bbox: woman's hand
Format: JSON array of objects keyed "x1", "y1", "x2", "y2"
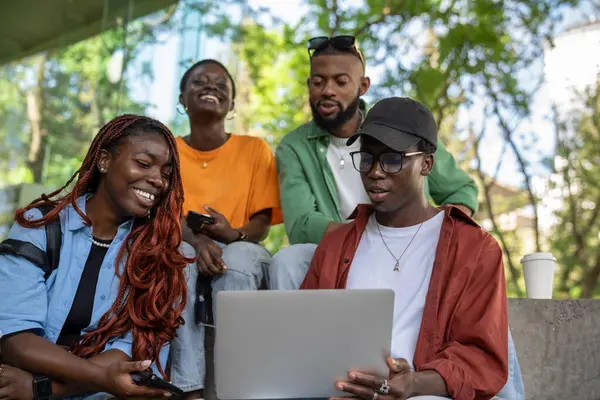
[
  {"x1": 200, "y1": 206, "x2": 240, "y2": 244},
  {"x1": 331, "y1": 358, "x2": 416, "y2": 400},
  {"x1": 101, "y1": 360, "x2": 172, "y2": 399},
  {"x1": 0, "y1": 365, "x2": 33, "y2": 400}
]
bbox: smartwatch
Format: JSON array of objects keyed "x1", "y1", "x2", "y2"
[{"x1": 32, "y1": 374, "x2": 52, "y2": 400}]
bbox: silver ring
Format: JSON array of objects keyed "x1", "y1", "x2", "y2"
[
  {"x1": 0, "y1": 364, "x2": 3, "y2": 377},
  {"x1": 372, "y1": 392, "x2": 378, "y2": 400},
  {"x1": 377, "y1": 379, "x2": 390, "y2": 395}
]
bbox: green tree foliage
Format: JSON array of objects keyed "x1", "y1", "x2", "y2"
[
  {"x1": 199, "y1": 0, "x2": 576, "y2": 127},
  {"x1": 551, "y1": 81, "x2": 600, "y2": 298},
  {"x1": 0, "y1": 18, "x2": 171, "y2": 188}
]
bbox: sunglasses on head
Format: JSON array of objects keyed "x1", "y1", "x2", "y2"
[{"x1": 307, "y1": 35, "x2": 365, "y2": 65}]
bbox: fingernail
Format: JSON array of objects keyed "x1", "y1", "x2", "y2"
[
  {"x1": 349, "y1": 372, "x2": 357, "y2": 380},
  {"x1": 142, "y1": 360, "x2": 152, "y2": 368},
  {"x1": 164, "y1": 392, "x2": 172, "y2": 397},
  {"x1": 336, "y1": 383, "x2": 344, "y2": 390}
]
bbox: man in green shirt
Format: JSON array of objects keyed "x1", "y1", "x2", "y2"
[{"x1": 269, "y1": 35, "x2": 478, "y2": 290}]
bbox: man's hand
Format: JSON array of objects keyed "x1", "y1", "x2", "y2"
[
  {"x1": 201, "y1": 206, "x2": 240, "y2": 244},
  {"x1": 0, "y1": 365, "x2": 34, "y2": 400},
  {"x1": 192, "y1": 233, "x2": 227, "y2": 276},
  {"x1": 331, "y1": 358, "x2": 415, "y2": 400}
]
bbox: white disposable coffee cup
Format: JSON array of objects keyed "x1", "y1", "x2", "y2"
[{"x1": 521, "y1": 252, "x2": 557, "y2": 299}]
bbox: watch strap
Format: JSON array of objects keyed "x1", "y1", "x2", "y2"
[{"x1": 32, "y1": 374, "x2": 52, "y2": 400}]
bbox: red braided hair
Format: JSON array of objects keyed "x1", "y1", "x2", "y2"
[{"x1": 15, "y1": 114, "x2": 193, "y2": 379}]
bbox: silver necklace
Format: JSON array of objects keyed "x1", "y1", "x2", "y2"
[
  {"x1": 375, "y1": 216, "x2": 427, "y2": 272},
  {"x1": 329, "y1": 135, "x2": 349, "y2": 169}
]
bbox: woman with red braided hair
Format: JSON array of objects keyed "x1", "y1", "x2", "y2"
[{"x1": 0, "y1": 115, "x2": 194, "y2": 399}]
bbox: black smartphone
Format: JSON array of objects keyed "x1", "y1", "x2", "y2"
[
  {"x1": 131, "y1": 370, "x2": 183, "y2": 396},
  {"x1": 187, "y1": 211, "x2": 215, "y2": 233}
]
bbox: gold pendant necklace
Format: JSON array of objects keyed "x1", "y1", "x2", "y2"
[{"x1": 185, "y1": 134, "x2": 229, "y2": 170}]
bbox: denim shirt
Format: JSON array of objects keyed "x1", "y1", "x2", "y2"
[{"x1": 0, "y1": 195, "x2": 169, "y2": 398}]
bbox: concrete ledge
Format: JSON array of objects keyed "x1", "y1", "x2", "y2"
[
  {"x1": 508, "y1": 299, "x2": 600, "y2": 400},
  {"x1": 204, "y1": 299, "x2": 600, "y2": 400}
]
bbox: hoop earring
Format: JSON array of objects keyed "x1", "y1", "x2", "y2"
[
  {"x1": 226, "y1": 109, "x2": 237, "y2": 120},
  {"x1": 176, "y1": 104, "x2": 188, "y2": 115}
]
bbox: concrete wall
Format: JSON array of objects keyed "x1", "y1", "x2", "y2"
[
  {"x1": 203, "y1": 299, "x2": 598, "y2": 400},
  {"x1": 508, "y1": 299, "x2": 600, "y2": 400}
]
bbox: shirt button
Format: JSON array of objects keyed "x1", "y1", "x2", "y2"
[
  {"x1": 320, "y1": 147, "x2": 325, "y2": 152},
  {"x1": 344, "y1": 258, "x2": 350, "y2": 263},
  {"x1": 100, "y1": 295, "x2": 106, "y2": 300}
]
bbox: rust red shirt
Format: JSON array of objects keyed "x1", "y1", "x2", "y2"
[{"x1": 300, "y1": 205, "x2": 508, "y2": 400}]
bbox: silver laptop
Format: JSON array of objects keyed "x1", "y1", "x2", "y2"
[{"x1": 214, "y1": 289, "x2": 394, "y2": 400}]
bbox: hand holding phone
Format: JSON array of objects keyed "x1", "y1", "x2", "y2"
[
  {"x1": 187, "y1": 211, "x2": 215, "y2": 233},
  {"x1": 131, "y1": 370, "x2": 183, "y2": 396}
]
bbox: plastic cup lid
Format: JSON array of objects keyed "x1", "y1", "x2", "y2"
[{"x1": 521, "y1": 252, "x2": 556, "y2": 263}]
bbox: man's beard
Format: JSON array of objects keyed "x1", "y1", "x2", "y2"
[{"x1": 310, "y1": 91, "x2": 361, "y2": 132}]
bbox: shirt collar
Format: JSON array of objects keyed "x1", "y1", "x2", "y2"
[
  {"x1": 306, "y1": 120, "x2": 330, "y2": 139},
  {"x1": 347, "y1": 204, "x2": 480, "y2": 227}
]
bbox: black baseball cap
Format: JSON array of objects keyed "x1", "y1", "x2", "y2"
[{"x1": 347, "y1": 97, "x2": 438, "y2": 151}]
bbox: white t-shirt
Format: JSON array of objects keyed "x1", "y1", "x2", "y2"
[
  {"x1": 346, "y1": 211, "x2": 445, "y2": 369},
  {"x1": 326, "y1": 135, "x2": 371, "y2": 220}
]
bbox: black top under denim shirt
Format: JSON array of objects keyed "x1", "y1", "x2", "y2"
[{"x1": 56, "y1": 237, "x2": 112, "y2": 347}]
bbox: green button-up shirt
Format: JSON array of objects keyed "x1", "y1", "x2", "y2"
[{"x1": 276, "y1": 120, "x2": 479, "y2": 245}]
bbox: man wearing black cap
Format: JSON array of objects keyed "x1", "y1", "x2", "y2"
[{"x1": 301, "y1": 97, "x2": 512, "y2": 400}]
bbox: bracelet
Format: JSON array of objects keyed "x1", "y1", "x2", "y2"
[{"x1": 235, "y1": 231, "x2": 248, "y2": 242}]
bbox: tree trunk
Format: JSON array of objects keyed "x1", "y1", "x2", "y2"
[
  {"x1": 492, "y1": 101, "x2": 542, "y2": 253},
  {"x1": 471, "y1": 121, "x2": 524, "y2": 296},
  {"x1": 581, "y1": 254, "x2": 600, "y2": 298},
  {"x1": 26, "y1": 53, "x2": 48, "y2": 183}
]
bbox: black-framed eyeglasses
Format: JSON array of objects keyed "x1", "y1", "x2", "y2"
[
  {"x1": 350, "y1": 151, "x2": 424, "y2": 174},
  {"x1": 307, "y1": 35, "x2": 365, "y2": 65}
]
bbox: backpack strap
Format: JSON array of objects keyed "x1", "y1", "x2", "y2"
[
  {"x1": 38, "y1": 204, "x2": 62, "y2": 274},
  {"x1": 0, "y1": 239, "x2": 48, "y2": 268},
  {"x1": 0, "y1": 204, "x2": 62, "y2": 280}
]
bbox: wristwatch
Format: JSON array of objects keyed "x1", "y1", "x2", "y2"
[{"x1": 32, "y1": 374, "x2": 52, "y2": 400}]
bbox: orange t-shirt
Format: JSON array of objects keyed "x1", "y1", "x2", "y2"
[{"x1": 177, "y1": 135, "x2": 282, "y2": 229}]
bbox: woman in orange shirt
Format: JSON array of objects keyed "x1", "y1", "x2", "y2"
[{"x1": 170, "y1": 59, "x2": 282, "y2": 399}]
